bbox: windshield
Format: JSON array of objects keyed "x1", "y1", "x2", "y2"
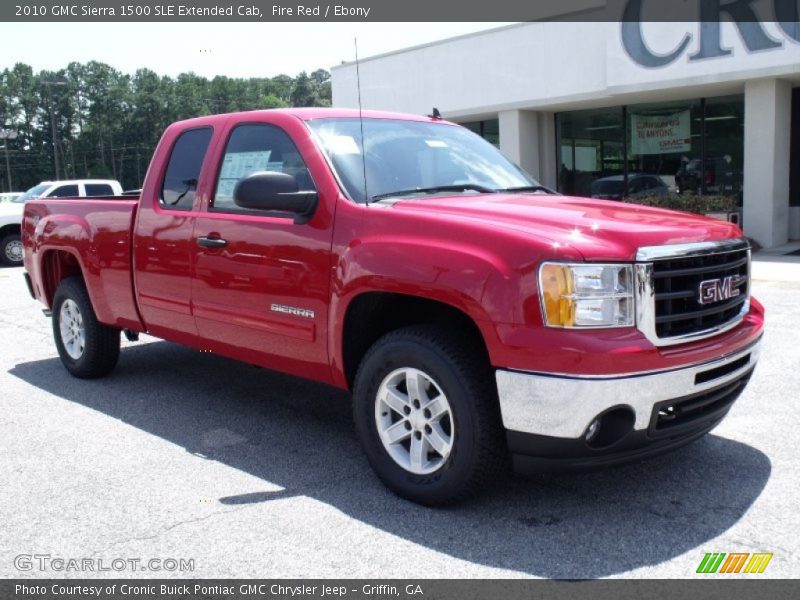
[
  {"x1": 307, "y1": 118, "x2": 539, "y2": 203},
  {"x1": 591, "y1": 180, "x2": 624, "y2": 195},
  {"x1": 17, "y1": 184, "x2": 50, "y2": 203}
]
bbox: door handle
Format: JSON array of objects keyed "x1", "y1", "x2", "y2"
[{"x1": 196, "y1": 236, "x2": 227, "y2": 249}]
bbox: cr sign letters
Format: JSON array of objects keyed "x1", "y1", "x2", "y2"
[{"x1": 622, "y1": 0, "x2": 800, "y2": 67}]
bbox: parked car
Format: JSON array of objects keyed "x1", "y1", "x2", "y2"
[
  {"x1": 22, "y1": 109, "x2": 762, "y2": 505},
  {"x1": 3, "y1": 179, "x2": 122, "y2": 265},
  {"x1": 0, "y1": 192, "x2": 23, "y2": 203},
  {"x1": 0, "y1": 201, "x2": 23, "y2": 265},
  {"x1": 591, "y1": 174, "x2": 669, "y2": 200},
  {"x1": 675, "y1": 157, "x2": 738, "y2": 195},
  {"x1": 16, "y1": 179, "x2": 123, "y2": 202}
]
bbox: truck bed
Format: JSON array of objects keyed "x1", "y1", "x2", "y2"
[{"x1": 22, "y1": 196, "x2": 142, "y2": 331}]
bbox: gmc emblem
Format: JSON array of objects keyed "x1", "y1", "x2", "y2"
[{"x1": 698, "y1": 275, "x2": 746, "y2": 305}]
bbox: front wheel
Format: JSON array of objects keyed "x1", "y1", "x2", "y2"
[
  {"x1": 352, "y1": 326, "x2": 505, "y2": 505},
  {"x1": 1, "y1": 232, "x2": 23, "y2": 265},
  {"x1": 52, "y1": 276, "x2": 120, "y2": 378}
]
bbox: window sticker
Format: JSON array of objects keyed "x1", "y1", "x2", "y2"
[{"x1": 216, "y1": 150, "x2": 274, "y2": 202}]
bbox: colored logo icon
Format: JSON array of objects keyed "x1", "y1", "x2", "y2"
[{"x1": 697, "y1": 552, "x2": 773, "y2": 574}]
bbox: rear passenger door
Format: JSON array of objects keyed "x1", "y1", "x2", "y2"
[
  {"x1": 190, "y1": 120, "x2": 334, "y2": 378},
  {"x1": 133, "y1": 127, "x2": 215, "y2": 342}
]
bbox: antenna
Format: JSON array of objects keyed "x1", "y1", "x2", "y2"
[{"x1": 354, "y1": 37, "x2": 369, "y2": 205}]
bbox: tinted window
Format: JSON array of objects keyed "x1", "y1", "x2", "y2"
[
  {"x1": 49, "y1": 185, "x2": 79, "y2": 198},
  {"x1": 212, "y1": 124, "x2": 315, "y2": 212},
  {"x1": 628, "y1": 178, "x2": 645, "y2": 192},
  {"x1": 591, "y1": 180, "x2": 624, "y2": 195},
  {"x1": 85, "y1": 183, "x2": 114, "y2": 196},
  {"x1": 646, "y1": 177, "x2": 663, "y2": 189},
  {"x1": 160, "y1": 127, "x2": 213, "y2": 210}
]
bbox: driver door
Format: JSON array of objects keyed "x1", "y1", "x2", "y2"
[{"x1": 190, "y1": 120, "x2": 333, "y2": 378}]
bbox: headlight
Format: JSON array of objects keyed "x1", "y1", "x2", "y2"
[{"x1": 538, "y1": 263, "x2": 634, "y2": 328}]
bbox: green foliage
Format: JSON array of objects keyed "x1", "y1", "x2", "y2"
[
  {"x1": 290, "y1": 70, "x2": 331, "y2": 107},
  {"x1": 0, "y1": 62, "x2": 332, "y2": 191},
  {"x1": 622, "y1": 193, "x2": 739, "y2": 214}
]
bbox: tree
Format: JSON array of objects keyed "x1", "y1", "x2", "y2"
[{"x1": 0, "y1": 63, "x2": 334, "y2": 190}]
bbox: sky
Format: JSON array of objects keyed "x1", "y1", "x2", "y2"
[{"x1": 0, "y1": 22, "x2": 513, "y2": 78}]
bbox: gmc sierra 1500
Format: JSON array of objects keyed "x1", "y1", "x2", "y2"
[{"x1": 22, "y1": 109, "x2": 763, "y2": 505}]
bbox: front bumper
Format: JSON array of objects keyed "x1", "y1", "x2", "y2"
[{"x1": 495, "y1": 337, "x2": 761, "y2": 473}]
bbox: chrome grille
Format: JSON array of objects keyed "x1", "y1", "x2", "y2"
[{"x1": 635, "y1": 239, "x2": 751, "y2": 346}]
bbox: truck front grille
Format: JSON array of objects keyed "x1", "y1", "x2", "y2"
[
  {"x1": 635, "y1": 239, "x2": 751, "y2": 346},
  {"x1": 652, "y1": 246, "x2": 749, "y2": 339}
]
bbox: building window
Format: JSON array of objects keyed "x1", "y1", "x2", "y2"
[
  {"x1": 555, "y1": 107, "x2": 624, "y2": 198},
  {"x1": 629, "y1": 99, "x2": 702, "y2": 197},
  {"x1": 556, "y1": 95, "x2": 744, "y2": 206},
  {"x1": 461, "y1": 119, "x2": 499, "y2": 147},
  {"x1": 697, "y1": 96, "x2": 744, "y2": 201},
  {"x1": 789, "y1": 87, "x2": 799, "y2": 209}
]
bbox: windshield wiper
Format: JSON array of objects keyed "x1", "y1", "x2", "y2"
[
  {"x1": 370, "y1": 184, "x2": 495, "y2": 202},
  {"x1": 494, "y1": 185, "x2": 556, "y2": 194}
]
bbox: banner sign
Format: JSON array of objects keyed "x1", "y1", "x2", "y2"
[{"x1": 630, "y1": 110, "x2": 692, "y2": 155}]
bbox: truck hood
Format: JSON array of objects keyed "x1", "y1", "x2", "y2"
[{"x1": 392, "y1": 194, "x2": 742, "y2": 261}]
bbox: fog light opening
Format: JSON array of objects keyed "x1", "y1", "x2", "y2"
[
  {"x1": 585, "y1": 419, "x2": 601, "y2": 443},
  {"x1": 585, "y1": 406, "x2": 636, "y2": 449},
  {"x1": 658, "y1": 406, "x2": 677, "y2": 421}
]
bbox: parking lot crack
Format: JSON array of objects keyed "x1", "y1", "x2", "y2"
[{"x1": 101, "y1": 505, "x2": 251, "y2": 550}]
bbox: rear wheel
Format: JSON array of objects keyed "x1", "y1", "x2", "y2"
[
  {"x1": 1, "y1": 232, "x2": 22, "y2": 265},
  {"x1": 353, "y1": 325, "x2": 505, "y2": 505},
  {"x1": 52, "y1": 277, "x2": 120, "y2": 378}
]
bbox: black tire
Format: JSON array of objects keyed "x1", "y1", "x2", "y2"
[
  {"x1": 52, "y1": 276, "x2": 120, "y2": 378},
  {"x1": 352, "y1": 325, "x2": 506, "y2": 506},
  {"x1": 1, "y1": 232, "x2": 23, "y2": 266}
]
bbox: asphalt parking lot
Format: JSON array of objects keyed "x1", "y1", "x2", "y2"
[{"x1": 1, "y1": 263, "x2": 798, "y2": 579}]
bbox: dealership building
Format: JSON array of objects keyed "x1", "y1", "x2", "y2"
[{"x1": 331, "y1": 19, "x2": 800, "y2": 248}]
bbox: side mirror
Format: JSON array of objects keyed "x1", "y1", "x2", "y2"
[{"x1": 233, "y1": 171, "x2": 318, "y2": 224}]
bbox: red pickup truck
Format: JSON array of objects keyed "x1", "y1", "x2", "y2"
[{"x1": 22, "y1": 109, "x2": 763, "y2": 505}]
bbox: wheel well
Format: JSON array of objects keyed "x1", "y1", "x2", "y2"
[
  {"x1": 342, "y1": 292, "x2": 490, "y2": 389},
  {"x1": 41, "y1": 250, "x2": 82, "y2": 305},
  {"x1": 0, "y1": 223, "x2": 20, "y2": 239}
]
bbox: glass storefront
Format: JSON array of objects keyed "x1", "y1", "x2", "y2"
[
  {"x1": 557, "y1": 106, "x2": 625, "y2": 198},
  {"x1": 556, "y1": 95, "x2": 744, "y2": 206},
  {"x1": 461, "y1": 118, "x2": 500, "y2": 147},
  {"x1": 790, "y1": 88, "x2": 800, "y2": 210}
]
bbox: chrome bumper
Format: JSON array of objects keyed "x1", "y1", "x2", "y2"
[{"x1": 495, "y1": 338, "x2": 761, "y2": 439}]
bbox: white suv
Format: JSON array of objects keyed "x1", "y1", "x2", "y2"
[
  {"x1": 16, "y1": 179, "x2": 123, "y2": 203},
  {"x1": 0, "y1": 202, "x2": 24, "y2": 265},
  {"x1": 1, "y1": 179, "x2": 123, "y2": 265}
]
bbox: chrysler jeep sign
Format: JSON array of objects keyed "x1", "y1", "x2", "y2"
[{"x1": 622, "y1": 0, "x2": 800, "y2": 67}]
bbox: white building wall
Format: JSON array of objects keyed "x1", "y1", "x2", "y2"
[
  {"x1": 743, "y1": 79, "x2": 792, "y2": 248},
  {"x1": 498, "y1": 110, "x2": 558, "y2": 187},
  {"x1": 332, "y1": 21, "x2": 800, "y2": 247},
  {"x1": 333, "y1": 22, "x2": 800, "y2": 117},
  {"x1": 332, "y1": 23, "x2": 611, "y2": 118}
]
